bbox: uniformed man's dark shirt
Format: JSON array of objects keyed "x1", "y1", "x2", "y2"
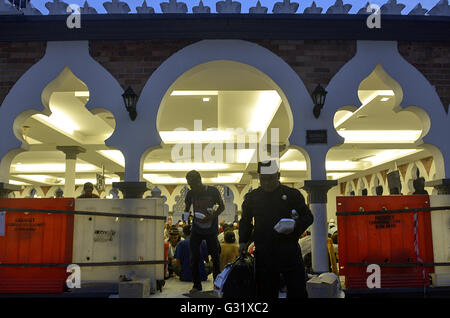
[{"x1": 239, "y1": 184, "x2": 313, "y2": 270}]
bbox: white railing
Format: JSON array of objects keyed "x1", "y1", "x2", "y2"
[{"x1": 1, "y1": 0, "x2": 449, "y2": 16}]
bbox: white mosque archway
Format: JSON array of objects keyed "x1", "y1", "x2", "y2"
[
  {"x1": 1, "y1": 49, "x2": 126, "y2": 194},
  {"x1": 127, "y1": 40, "x2": 320, "y2": 184},
  {"x1": 324, "y1": 41, "x2": 450, "y2": 181}
]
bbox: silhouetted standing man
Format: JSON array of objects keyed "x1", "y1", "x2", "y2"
[
  {"x1": 239, "y1": 161, "x2": 313, "y2": 298},
  {"x1": 185, "y1": 170, "x2": 225, "y2": 293}
]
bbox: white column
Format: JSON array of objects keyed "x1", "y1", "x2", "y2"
[
  {"x1": 309, "y1": 203, "x2": 329, "y2": 273},
  {"x1": 112, "y1": 149, "x2": 148, "y2": 199},
  {"x1": 302, "y1": 180, "x2": 337, "y2": 274},
  {"x1": 65, "y1": 157, "x2": 76, "y2": 198},
  {"x1": 57, "y1": 146, "x2": 86, "y2": 198}
]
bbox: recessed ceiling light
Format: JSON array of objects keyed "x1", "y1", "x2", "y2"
[
  {"x1": 171, "y1": 91, "x2": 219, "y2": 96},
  {"x1": 380, "y1": 97, "x2": 390, "y2": 102},
  {"x1": 203, "y1": 97, "x2": 211, "y2": 102}
]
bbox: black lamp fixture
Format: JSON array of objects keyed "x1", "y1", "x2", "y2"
[
  {"x1": 312, "y1": 83, "x2": 328, "y2": 119},
  {"x1": 122, "y1": 86, "x2": 138, "y2": 121}
]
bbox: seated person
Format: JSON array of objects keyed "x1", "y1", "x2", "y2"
[
  {"x1": 174, "y1": 225, "x2": 208, "y2": 282},
  {"x1": 219, "y1": 230, "x2": 240, "y2": 272},
  {"x1": 77, "y1": 182, "x2": 100, "y2": 198},
  {"x1": 331, "y1": 230, "x2": 338, "y2": 262},
  {"x1": 167, "y1": 226, "x2": 183, "y2": 278},
  {"x1": 218, "y1": 223, "x2": 239, "y2": 243}
]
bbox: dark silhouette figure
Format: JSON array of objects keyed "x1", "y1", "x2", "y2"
[
  {"x1": 376, "y1": 185, "x2": 383, "y2": 196},
  {"x1": 413, "y1": 170, "x2": 428, "y2": 195}
]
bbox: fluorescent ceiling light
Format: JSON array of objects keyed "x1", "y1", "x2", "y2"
[
  {"x1": 359, "y1": 90, "x2": 395, "y2": 105},
  {"x1": 98, "y1": 150, "x2": 125, "y2": 167},
  {"x1": 171, "y1": 91, "x2": 219, "y2": 96},
  {"x1": 334, "y1": 111, "x2": 354, "y2": 128},
  {"x1": 143, "y1": 174, "x2": 186, "y2": 184},
  {"x1": 248, "y1": 91, "x2": 282, "y2": 133},
  {"x1": 75, "y1": 177, "x2": 120, "y2": 185},
  {"x1": 326, "y1": 172, "x2": 353, "y2": 180},
  {"x1": 74, "y1": 91, "x2": 89, "y2": 97},
  {"x1": 280, "y1": 161, "x2": 307, "y2": 171},
  {"x1": 22, "y1": 135, "x2": 43, "y2": 145},
  {"x1": 236, "y1": 149, "x2": 256, "y2": 164},
  {"x1": 159, "y1": 130, "x2": 233, "y2": 143},
  {"x1": 8, "y1": 180, "x2": 30, "y2": 186},
  {"x1": 326, "y1": 161, "x2": 361, "y2": 171},
  {"x1": 203, "y1": 97, "x2": 211, "y2": 102},
  {"x1": 16, "y1": 174, "x2": 64, "y2": 184},
  {"x1": 209, "y1": 173, "x2": 243, "y2": 184},
  {"x1": 34, "y1": 109, "x2": 80, "y2": 135},
  {"x1": 143, "y1": 173, "x2": 243, "y2": 184},
  {"x1": 13, "y1": 163, "x2": 98, "y2": 173},
  {"x1": 335, "y1": 90, "x2": 395, "y2": 128},
  {"x1": 364, "y1": 149, "x2": 419, "y2": 166},
  {"x1": 338, "y1": 130, "x2": 422, "y2": 143},
  {"x1": 144, "y1": 162, "x2": 229, "y2": 171}
]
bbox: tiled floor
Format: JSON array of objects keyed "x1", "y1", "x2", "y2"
[
  {"x1": 149, "y1": 276, "x2": 216, "y2": 298},
  {"x1": 150, "y1": 275, "x2": 291, "y2": 298}
]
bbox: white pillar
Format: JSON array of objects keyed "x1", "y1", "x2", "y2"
[
  {"x1": 57, "y1": 146, "x2": 86, "y2": 198},
  {"x1": 65, "y1": 158, "x2": 76, "y2": 198},
  {"x1": 112, "y1": 149, "x2": 149, "y2": 199},
  {"x1": 302, "y1": 180, "x2": 337, "y2": 274},
  {"x1": 309, "y1": 203, "x2": 329, "y2": 273}
]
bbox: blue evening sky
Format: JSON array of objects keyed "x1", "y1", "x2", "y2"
[{"x1": 28, "y1": 0, "x2": 443, "y2": 14}]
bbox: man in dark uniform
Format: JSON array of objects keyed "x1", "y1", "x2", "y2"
[
  {"x1": 239, "y1": 160, "x2": 313, "y2": 298},
  {"x1": 184, "y1": 170, "x2": 225, "y2": 293}
]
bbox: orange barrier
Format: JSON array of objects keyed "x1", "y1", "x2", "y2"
[
  {"x1": 0, "y1": 198, "x2": 74, "y2": 293},
  {"x1": 337, "y1": 195, "x2": 434, "y2": 289}
]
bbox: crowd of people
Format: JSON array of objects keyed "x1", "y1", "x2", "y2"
[
  {"x1": 163, "y1": 218, "x2": 240, "y2": 283},
  {"x1": 159, "y1": 162, "x2": 316, "y2": 298}
]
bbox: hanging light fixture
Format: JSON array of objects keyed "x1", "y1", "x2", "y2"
[
  {"x1": 122, "y1": 86, "x2": 138, "y2": 121},
  {"x1": 312, "y1": 84, "x2": 328, "y2": 119}
]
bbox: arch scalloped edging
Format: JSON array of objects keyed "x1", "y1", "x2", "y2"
[
  {"x1": 0, "y1": 41, "x2": 126, "y2": 183},
  {"x1": 325, "y1": 40, "x2": 450, "y2": 178}
]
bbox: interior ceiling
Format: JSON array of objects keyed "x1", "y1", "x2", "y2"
[
  {"x1": 9, "y1": 62, "x2": 432, "y2": 187},
  {"x1": 334, "y1": 94, "x2": 422, "y2": 131}
]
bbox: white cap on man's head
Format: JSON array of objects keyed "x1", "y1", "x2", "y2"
[{"x1": 257, "y1": 159, "x2": 280, "y2": 175}]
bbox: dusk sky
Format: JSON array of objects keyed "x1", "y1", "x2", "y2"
[{"x1": 27, "y1": 0, "x2": 443, "y2": 15}]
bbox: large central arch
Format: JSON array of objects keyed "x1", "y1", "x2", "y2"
[{"x1": 105, "y1": 39, "x2": 327, "y2": 182}]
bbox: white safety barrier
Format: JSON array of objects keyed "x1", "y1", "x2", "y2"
[
  {"x1": 72, "y1": 199, "x2": 165, "y2": 284},
  {"x1": 429, "y1": 195, "x2": 450, "y2": 286}
]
